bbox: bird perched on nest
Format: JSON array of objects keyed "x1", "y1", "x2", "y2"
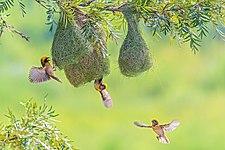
[
  {"x1": 29, "y1": 56, "x2": 62, "y2": 83},
  {"x1": 134, "y1": 119, "x2": 180, "y2": 144},
  {"x1": 94, "y1": 78, "x2": 112, "y2": 108}
]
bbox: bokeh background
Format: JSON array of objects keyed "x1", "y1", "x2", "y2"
[{"x1": 1, "y1": 2, "x2": 225, "y2": 150}]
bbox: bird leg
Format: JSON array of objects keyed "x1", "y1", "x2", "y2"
[{"x1": 156, "y1": 136, "x2": 160, "y2": 141}]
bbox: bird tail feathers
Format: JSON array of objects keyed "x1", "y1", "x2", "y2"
[
  {"x1": 51, "y1": 76, "x2": 62, "y2": 83},
  {"x1": 158, "y1": 136, "x2": 170, "y2": 144},
  {"x1": 100, "y1": 89, "x2": 112, "y2": 108}
]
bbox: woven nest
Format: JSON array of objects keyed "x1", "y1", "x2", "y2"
[
  {"x1": 51, "y1": 20, "x2": 92, "y2": 70},
  {"x1": 64, "y1": 50, "x2": 110, "y2": 87},
  {"x1": 118, "y1": 5, "x2": 152, "y2": 77}
]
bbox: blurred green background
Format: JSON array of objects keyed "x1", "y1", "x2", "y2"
[{"x1": 1, "y1": 2, "x2": 225, "y2": 150}]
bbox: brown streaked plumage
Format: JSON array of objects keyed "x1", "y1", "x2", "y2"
[
  {"x1": 94, "y1": 78, "x2": 112, "y2": 108},
  {"x1": 134, "y1": 119, "x2": 180, "y2": 144},
  {"x1": 29, "y1": 56, "x2": 62, "y2": 83}
]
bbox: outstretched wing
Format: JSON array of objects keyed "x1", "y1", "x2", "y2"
[
  {"x1": 161, "y1": 120, "x2": 180, "y2": 132},
  {"x1": 29, "y1": 67, "x2": 50, "y2": 83},
  {"x1": 134, "y1": 122, "x2": 151, "y2": 128}
]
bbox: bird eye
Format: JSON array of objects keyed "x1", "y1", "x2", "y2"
[
  {"x1": 100, "y1": 84, "x2": 106, "y2": 90},
  {"x1": 44, "y1": 58, "x2": 50, "y2": 63}
]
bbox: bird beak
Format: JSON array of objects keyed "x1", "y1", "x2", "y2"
[{"x1": 46, "y1": 57, "x2": 50, "y2": 61}]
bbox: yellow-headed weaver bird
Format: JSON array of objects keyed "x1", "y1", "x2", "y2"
[
  {"x1": 134, "y1": 119, "x2": 180, "y2": 144},
  {"x1": 29, "y1": 56, "x2": 62, "y2": 83},
  {"x1": 94, "y1": 78, "x2": 112, "y2": 108}
]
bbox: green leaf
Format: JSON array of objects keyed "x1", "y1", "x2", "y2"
[{"x1": 0, "y1": 0, "x2": 14, "y2": 13}]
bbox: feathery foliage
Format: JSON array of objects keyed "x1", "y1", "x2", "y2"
[
  {"x1": 0, "y1": 0, "x2": 28, "y2": 40},
  {"x1": 0, "y1": 0, "x2": 225, "y2": 51},
  {"x1": 39, "y1": 0, "x2": 225, "y2": 53},
  {"x1": 0, "y1": 99, "x2": 76, "y2": 149},
  {"x1": 18, "y1": 0, "x2": 26, "y2": 17},
  {"x1": 0, "y1": 0, "x2": 14, "y2": 13}
]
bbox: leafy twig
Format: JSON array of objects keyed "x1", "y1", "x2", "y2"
[
  {"x1": 104, "y1": 6, "x2": 121, "y2": 12},
  {"x1": 6, "y1": 24, "x2": 30, "y2": 41},
  {"x1": 1, "y1": 17, "x2": 30, "y2": 41},
  {"x1": 0, "y1": 0, "x2": 14, "y2": 13},
  {"x1": 79, "y1": 0, "x2": 95, "y2": 7},
  {"x1": 35, "y1": 0, "x2": 60, "y2": 13},
  {"x1": 0, "y1": 99, "x2": 77, "y2": 149}
]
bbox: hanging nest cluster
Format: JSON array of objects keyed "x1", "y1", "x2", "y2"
[
  {"x1": 51, "y1": 3, "x2": 152, "y2": 87},
  {"x1": 51, "y1": 18, "x2": 110, "y2": 87},
  {"x1": 51, "y1": 21, "x2": 92, "y2": 70},
  {"x1": 118, "y1": 4, "x2": 153, "y2": 77}
]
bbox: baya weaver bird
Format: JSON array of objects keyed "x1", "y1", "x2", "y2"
[
  {"x1": 134, "y1": 119, "x2": 180, "y2": 144},
  {"x1": 29, "y1": 56, "x2": 62, "y2": 83},
  {"x1": 94, "y1": 78, "x2": 112, "y2": 108}
]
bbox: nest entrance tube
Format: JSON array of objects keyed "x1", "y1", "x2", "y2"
[
  {"x1": 118, "y1": 4, "x2": 153, "y2": 77},
  {"x1": 51, "y1": 18, "x2": 110, "y2": 87}
]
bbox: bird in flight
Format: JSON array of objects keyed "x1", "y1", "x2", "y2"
[
  {"x1": 29, "y1": 56, "x2": 62, "y2": 83},
  {"x1": 134, "y1": 119, "x2": 180, "y2": 144}
]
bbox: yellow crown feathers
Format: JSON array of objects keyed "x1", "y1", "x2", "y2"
[{"x1": 152, "y1": 118, "x2": 159, "y2": 123}]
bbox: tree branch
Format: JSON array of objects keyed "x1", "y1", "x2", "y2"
[
  {"x1": 79, "y1": 0, "x2": 95, "y2": 7},
  {"x1": 35, "y1": 0, "x2": 50, "y2": 10},
  {"x1": 7, "y1": 24, "x2": 30, "y2": 41},
  {"x1": 1, "y1": 19, "x2": 30, "y2": 41},
  {"x1": 35, "y1": 0, "x2": 59, "y2": 12},
  {"x1": 104, "y1": 6, "x2": 121, "y2": 12}
]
